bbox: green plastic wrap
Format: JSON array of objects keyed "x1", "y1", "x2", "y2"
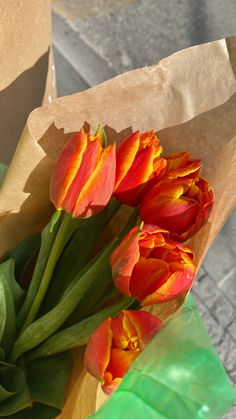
[{"x1": 91, "y1": 294, "x2": 236, "y2": 419}]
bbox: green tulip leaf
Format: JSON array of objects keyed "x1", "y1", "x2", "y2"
[
  {"x1": 7, "y1": 403, "x2": 60, "y2": 419},
  {"x1": 8, "y1": 235, "x2": 40, "y2": 290},
  {"x1": 0, "y1": 260, "x2": 16, "y2": 354},
  {"x1": 0, "y1": 354, "x2": 70, "y2": 418},
  {"x1": 0, "y1": 257, "x2": 25, "y2": 314},
  {"x1": 0, "y1": 349, "x2": 5, "y2": 362},
  {"x1": 26, "y1": 352, "x2": 71, "y2": 410},
  {"x1": 0, "y1": 362, "x2": 26, "y2": 403},
  {"x1": 0, "y1": 283, "x2": 6, "y2": 345},
  {"x1": 0, "y1": 361, "x2": 31, "y2": 416},
  {"x1": 27, "y1": 297, "x2": 133, "y2": 360},
  {"x1": 66, "y1": 261, "x2": 114, "y2": 325}
]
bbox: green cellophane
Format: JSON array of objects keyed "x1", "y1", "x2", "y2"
[{"x1": 91, "y1": 294, "x2": 236, "y2": 419}]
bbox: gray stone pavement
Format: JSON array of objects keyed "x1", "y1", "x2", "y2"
[{"x1": 52, "y1": 1, "x2": 236, "y2": 416}]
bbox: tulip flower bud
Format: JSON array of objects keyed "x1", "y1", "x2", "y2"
[
  {"x1": 140, "y1": 176, "x2": 214, "y2": 241},
  {"x1": 114, "y1": 130, "x2": 166, "y2": 206},
  {"x1": 50, "y1": 128, "x2": 116, "y2": 218},
  {"x1": 110, "y1": 225, "x2": 196, "y2": 305},
  {"x1": 84, "y1": 310, "x2": 162, "y2": 395},
  {"x1": 138, "y1": 151, "x2": 214, "y2": 241}
]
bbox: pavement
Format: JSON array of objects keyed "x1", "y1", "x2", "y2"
[{"x1": 52, "y1": 1, "x2": 236, "y2": 417}]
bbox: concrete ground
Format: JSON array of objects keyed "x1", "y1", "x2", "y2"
[{"x1": 52, "y1": 1, "x2": 236, "y2": 417}]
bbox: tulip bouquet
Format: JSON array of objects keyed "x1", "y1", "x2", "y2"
[
  {"x1": 0, "y1": 123, "x2": 220, "y2": 418},
  {"x1": 1, "y1": 36, "x2": 236, "y2": 419}
]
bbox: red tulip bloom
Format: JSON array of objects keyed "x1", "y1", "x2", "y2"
[
  {"x1": 110, "y1": 225, "x2": 196, "y2": 306},
  {"x1": 84, "y1": 310, "x2": 162, "y2": 395},
  {"x1": 114, "y1": 130, "x2": 166, "y2": 206},
  {"x1": 139, "y1": 151, "x2": 214, "y2": 241},
  {"x1": 140, "y1": 176, "x2": 214, "y2": 242},
  {"x1": 50, "y1": 128, "x2": 116, "y2": 218}
]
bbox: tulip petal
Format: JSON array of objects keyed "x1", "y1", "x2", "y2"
[
  {"x1": 112, "y1": 313, "x2": 137, "y2": 349},
  {"x1": 106, "y1": 348, "x2": 139, "y2": 379},
  {"x1": 197, "y1": 177, "x2": 214, "y2": 208},
  {"x1": 163, "y1": 152, "x2": 201, "y2": 181},
  {"x1": 115, "y1": 131, "x2": 140, "y2": 189},
  {"x1": 114, "y1": 131, "x2": 166, "y2": 206},
  {"x1": 139, "y1": 225, "x2": 168, "y2": 256},
  {"x1": 140, "y1": 224, "x2": 168, "y2": 237},
  {"x1": 115, "y1": 145, "x2": 161, "y2": 206},
  {"x1": 110, "y1": 226, "x2": 140, "y2": 296},
  {"x1": 142, "y1": 266, "x2": 195, "y2": 305},
  {"x1": 165, "y1": 160, "x2": 201, "y2": 181},
  {"x1": 141, "y1": 194, "x2": 198, "y2": 236},
  {"x1": 130, "y1": 257, "x2": 169, "y2": 301},
  {"x1": 50, "y1": 129, "x2": 87, "y2": 208},
  {"x1": 102, "y1": 377, "x2": 122, "y2": 396},
  {"x1": 62, "y1": 140, "x2": 101, "y2": 213},
  {"x1": 139, "y1": 131, "x2": 159, "y2": 150},
  {"x1": 174, "y1": 241, "x2": 194, "y2": 258},
  {"x1": 73, "y1": 144, "x2": 116, "y2": 218},
  {"x1": 152, "y1": 156, "x2": 167, "y2": 176},
  {"x1": 125, "y1": 310, "x2": 163, "y2": 347},
  {"x1": 144, "y1": 132, "x2": 162, "y2": 155},
  {"x1": 144, "y1": 181, "x2": 191, "y2": 202},
  {"x1": 165, "y1": 152, "x2": 190, "y2": 170},
  {"x1": 176, "y1": 178, "x2": 214, "y2": 240},
  {"x1": 84, "y1": 318, "x2": 113, "y2": 381}
]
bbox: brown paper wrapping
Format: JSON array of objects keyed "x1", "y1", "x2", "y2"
[
  {"x1": 0, "y1": 37, "x2": 236, "y2": 418},
  {"x1": 0, "y1": 0, "x2": 56, "y2": 164}
]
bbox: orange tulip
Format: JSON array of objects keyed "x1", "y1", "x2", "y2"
[
  {"x1": 140, "y1": 152, "x2": 214, "y2": 241},
  {"x1": 50, "y1": 128, "x2": 116, "y2": 218},
  {"x1": 110, "y1": 225, "x2": 196, "y2": 306},
  {"x1": 84, "y1": 310, "x2": 162, "y2": 395},
  {"x1": 114, "y1": 130, "x2": 166, "y2": 206}
]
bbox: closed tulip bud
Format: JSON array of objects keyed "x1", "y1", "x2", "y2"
[
  {"x1": 114, "y1": 130, "x2": 166, "y2": 206},
  {"x1": 84, "y1": 310, "x2": 162, "y2": 395},
  {"x1": 110, "y1": 225, "x2": 196, "y2": 306},
  {"x1": 50, "y1": 128, "x2": 116, "y2": 218}
]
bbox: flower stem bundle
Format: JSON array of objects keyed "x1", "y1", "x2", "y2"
[{"x1": 0, "y1": 125, "x2": 216, "y2": 417}]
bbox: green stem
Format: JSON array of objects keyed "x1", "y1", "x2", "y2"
[
  {"x1": 38, "y1": 199, "x2": 122, "y2": 316},
  {"x1": 19, "y1": 212, "x2": 77, "y2": 334},
  {"x1": 10, "y1": 239, "x2": 117, "y2": 363}
]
